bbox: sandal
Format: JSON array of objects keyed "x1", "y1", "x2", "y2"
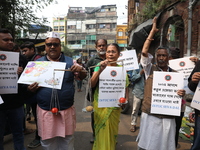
[{"x1": 130, "y1": 125, "x2": 136, "y2": 132}]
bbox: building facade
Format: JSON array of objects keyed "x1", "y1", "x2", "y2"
[
  {"x1": 52, "y1": 16, "x2": 67, "y2": 45},
  {"x1": 67, "y1": 5, "x2": 117, "y2": 59},
  {"x1": 127, "y1": 0, "x2": 200, "y2": 57},
  {"x1": 116, "y1": 25, "x2": 128, "y2": 51}
]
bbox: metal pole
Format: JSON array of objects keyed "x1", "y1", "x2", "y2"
[{"x1": 187, "y1": 0, "x2": 192, "y2": 56}]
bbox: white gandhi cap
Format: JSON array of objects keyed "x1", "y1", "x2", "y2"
[{"x1": 46, "y1": 32, "x2": 60, "y2": 39}]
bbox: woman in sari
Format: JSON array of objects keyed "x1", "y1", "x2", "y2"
[{"x1": 90, "y1": 43, "x2": 129, "y2": 150}]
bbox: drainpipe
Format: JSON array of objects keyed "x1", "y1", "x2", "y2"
[{"x1": 187, "y1": 0, "x2": 198, "y2": 56}]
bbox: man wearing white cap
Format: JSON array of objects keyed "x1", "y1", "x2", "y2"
[{"x1": 27, "y1": 32, "x2": 87, "y2": 150}]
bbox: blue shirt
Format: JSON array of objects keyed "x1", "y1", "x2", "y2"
[{"x1": 131, "y1": 64, "x2": 144, "y2": 99}]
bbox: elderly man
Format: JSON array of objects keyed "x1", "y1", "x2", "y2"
[
  {"x1": 0, "y1": 28, "x2": 27, "y2": 150},
  {"x1": 86, "y1": 39, "x2": 107, "y2": 143},
  {"x1": 28, "y1": 32, "x2": 87, "y2": 150},
  {"x1": 136, "y1": 18, "x2": 185, "y2": 150}
]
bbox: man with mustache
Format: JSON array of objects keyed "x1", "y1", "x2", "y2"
[
  {"x1": 136, "y1": 18, "x2": 185, "y2": 150},
  {"x1": 86, "y1": 39, "x2": 107, "y2": 143},
  {"x1": 27, "y1": 32, "x2": 87, "y2": 150}
]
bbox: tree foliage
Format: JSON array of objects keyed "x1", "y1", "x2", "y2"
[
  {"x1": 62, "y1": 45, "x2": 74, "y2": 57},
  {"x1": 0, "y1": 0, "x2": 55, "y2": 38}
]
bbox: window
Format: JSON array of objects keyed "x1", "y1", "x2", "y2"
[
  {"x1": 99, "y1": 24, "x2": 106, "y2": 29},
  {"x1": 53, "y1": 26, "x2": 58, "y2": 31},
  {"x1": 86, "y1": 24, "x2": 96, "y2": 29},
  {"x1": 60, "y1": 21, "x2": 65, "y2": 26},
  {"x1": 100, "y1": 9, "x2": 105, "y2": 12},
  {"x1": 54, "y1": 22, "x2": 59, "y2": 26},
  {"x1": 67, "y1": 25, "x2": 76, "y2": 29},
  {"x1": 118, "y1": 31, "x2": 123, "y2": 36},
  {"x1": 59, "y1": 26, "x2": 64, "y2": 31}
]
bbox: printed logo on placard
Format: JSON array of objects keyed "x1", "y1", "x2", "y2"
[
  {"x1": 0, "y1": 54, "x2": 7, "y2": 61},
  {"x1": 179, "y1": 61, "x2": 185, "y2": 67},
  {"x1": 165, "y1": 75, "x2": 171, "y2": 81},
  {"x1": 110, "y1": 70, "x2": 117, "y2": 77}
]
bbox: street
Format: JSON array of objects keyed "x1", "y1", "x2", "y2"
[{"x1": 4, "y1": 80, "x2": 191, "y2": 150}]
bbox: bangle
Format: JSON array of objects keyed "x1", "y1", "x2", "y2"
[{"x1": 146, "y1": 38, "x2": 154, "y2": 41}]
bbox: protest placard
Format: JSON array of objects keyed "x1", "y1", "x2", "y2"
[
  {"x1": 191, "y1": 82, "x2": 200, "y2": 110},
  {"x1": 117, "y1": 50, "x2": 139, "y2": 71},
  {"x1": 98, "y1": 66, "x2": 126, "y2": 107},
  {"x1": 169, "y1": 57, "x2": 195, "y2": 94},
  {"x1": 0, "y1": 51, "x2": 19, "y2": 94},
  {"x1": 0, "y1": 96, "x2": 3, "y2": 104},
  {"x1": 18, "y1": 61, "x2": 66, "y2": 89},
  {"x1": 151, "y1": 71, "x2": 184, "y2": 116}
]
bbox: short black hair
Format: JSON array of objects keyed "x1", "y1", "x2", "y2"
[
  {"x1": 0, "y1": 28, "x2": 11, "y2": 34},
  {"x1": 20, "y1": 41, "x2": 35, "y2": 51},
  {"x1": 95, "y1": 39, "x2": 107, "y2": 46}
]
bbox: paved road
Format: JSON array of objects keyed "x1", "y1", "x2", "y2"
[{"x1": 4, "y1": 82, "x2": 192, "y2": 150}]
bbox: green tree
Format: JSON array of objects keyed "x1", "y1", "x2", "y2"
[
  {"x1": 62, "y1": 45, "x2": 74, "y2": 57},
  {"x1": 0, "y1": 0, "x2": 55, "y2": 38}
]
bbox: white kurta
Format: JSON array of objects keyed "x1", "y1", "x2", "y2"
[
  {"x1": 137, "y1": 112, "x2": 176, "y2": 150},
  {"x1": 136, "y1": 53, "x2": 176, "y2": 150}
]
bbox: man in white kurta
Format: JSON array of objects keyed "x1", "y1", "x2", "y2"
[
  {"x1": 137, "y1": 53, "x2": 176, "y2": 150},
  {"x1": 136, "y1": 17, "x2": 185, "y2": 150}
]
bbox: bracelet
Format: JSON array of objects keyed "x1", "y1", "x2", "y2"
[{"x1": 146, "y1": 38, "x2": 154, "y2": 41}]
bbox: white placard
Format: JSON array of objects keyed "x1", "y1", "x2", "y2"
[
  {"x1": 98, "y1": 66, "x2": 126, "y2": 107},
  {"x1": 0, "y1": 96, "x2": 3, "y2": 104},
  {"x1": 117, "y1": 50, "x2": 139, "y2": 71},
  {"x1": 18, "y1": 61, "x2": 66, "y2": 89},
  {"x1": 169, "y1": 57, "x2": 195, "y2": 94},
  {"x1": 191, "y1": 82, "x2": 200, "y2": 110},
  {"x1": 0, "y1": 51, "x2": 19, "y2": 94},
  {"x1": 151, "y1": 71, "x2": 184, "y2": 116}
]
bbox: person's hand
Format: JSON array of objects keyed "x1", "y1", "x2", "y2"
[
  {"x1": 151, "y1": 17, "x2": 159, "y2": 34},
  {"x1": 99, "y1": 60, "x2": 109, "y2": 72},
  {"x1": 27, "y1": 82, "x2": 40, "y2": 93},
  {"x1": 17, "y1": 67, "x2": 23, "y2": 75},
  {"x1": 177, "y1": 89, "x2": 185, "y2": 97},
  {"x1": 191, "y1": 72, "x2": 200, "y2": 83},
  {"x1": 70, "y1": 64, "x2": 84, "y2": 72},
  {"x1": 190, "y1": 57, "x2": 199, "y2": 63},
  {"x1": 140, "y1": 69, "x2": 144, "y2": 75}
]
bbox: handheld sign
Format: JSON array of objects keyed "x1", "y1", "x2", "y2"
[
  {"x1": 169, "y1": 57, "x2": 195, "y2": 94},
  {"x1": 18, "y1": 61, "x2": 66, "y2": 89},
  {"x1": 151, "y1": 71, "x2": 184, "y2": 116},
  {"x1": 117, "y1": 50, "x2": 139, "y2": 71},
  {"x1": 191, "y1": 82, "x2": 200, "y2": 110},
  {"x1": 0, "y1": 51, "x2": 19, "y2": 94},
  {"x1": 98, "y1": 66, "x2": 126, "y2": 107}
]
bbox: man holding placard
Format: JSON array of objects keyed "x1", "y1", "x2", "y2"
[
  {"x1": 136, "y1": 18, "x2": 185, "y2": 150},
  {"x1": 27, "y1": 32, "x2": 87, "y2": 150},
  {"x1": 0, "y1": 28, "x2": 27, "y2": 150}
]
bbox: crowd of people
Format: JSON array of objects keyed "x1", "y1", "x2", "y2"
[{"x1": 1, "y1": 16, "x2": 200, "y2": 150}]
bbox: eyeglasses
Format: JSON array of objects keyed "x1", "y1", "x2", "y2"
[
  {"x1": 106, "y1": 50, "x2": 117, "y2": 54},
  {"x1": 45, "y1": 43, "x2": 60, "y2": 47}
]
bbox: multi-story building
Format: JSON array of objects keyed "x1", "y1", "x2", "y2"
[
  {"x1": 52, "y1": 16, "x2": 67, "y2": 45},
  {"x1": 67, "y1": 5, "x2": 117, "y2": 60},
  {"x1": 116, "y1": 25, "x2": 128, "y2": 51}
]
